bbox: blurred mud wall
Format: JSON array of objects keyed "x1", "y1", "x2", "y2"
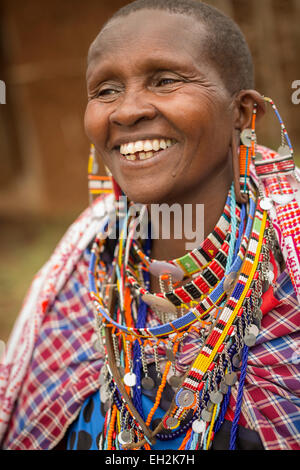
[{"x1": 0, "y1": 0, "x2": 299, "y2": 216}]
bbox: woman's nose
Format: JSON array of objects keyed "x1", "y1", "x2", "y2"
[{"x1": 109, "y1": 89, "x2": 157, "y2": 127}]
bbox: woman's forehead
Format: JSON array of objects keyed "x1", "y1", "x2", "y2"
[{"x1": 88, "y1": 9, "x2": 208, "y2": 66}]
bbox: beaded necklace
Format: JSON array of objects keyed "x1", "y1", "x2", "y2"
[{"x1": 88, "y1": 175, "x2": 278, "y2": 451}]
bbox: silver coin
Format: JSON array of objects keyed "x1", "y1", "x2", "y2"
[
  {"x1": 148, "y1": 261, "x2": 184, "y2": 282},
  {"x1": 93, "y1": 338, "x2": 103, "y2": 352},
  {"x1": 271, "y1": 193, "x2": 294, "y2": 206},
  {"x1": 124, "y1": 372, "x2": 137, "y2": 387},
  {"x1": 141, "y1": 376, "x2": 155, "y2": 390},
  {"x1": 224, "y1": 371, "x2": 238, "y2": 386},
  {"x1": 255, "y1": 152, "x2": 264, "y2": 161},
  {"x1": 220, "y1": 381, "x2": 229, "y2": 394},
  {"x1": 277, "y1": 145, "x2": 291, "y2": 157},
  {"x1": 253, "y1": 316, "x2": 261, "y2": 329},
  {"x1": 244, "y1": 333, "x2": 257, "y2": 347},
  {"x1": 103, "y1": 399, "x2": 112, "y2": 414},
  {"x1": 248, "y1": 324, "x2": 259, "y2": 337},
  {"x1": 232, "y1": 353, "x2": 242, "y2": 368},
  {"x1": 210, "y1": 390, "x2": 223, "y2": 404},
  {"x1": 177, "y1": 389, "x2": 196, "y2": 408},
  {"x1": 141, "y1": 293, "x2": 177, "y2": 314},
  {"x1": 201, "y1": 408, "x2": 212, "y2": 422},
  {"x1": 260, "y1": 198, "x2": 273, "y2": 211},
  {"x1": 168, "y1": 375, "x2": 182, "y2": 388},
  {"x1": 165, "y1": 417, "x2": 179, "y2": 429},
  {"x1": 192, "y1": 419, "x2": 206, "y2": 434},
  {"x1": 100, "y1": 384, "x2": 110, "y2": 403},
  {"x1": 241, "y1": 128, "x2": 252, "y2": 147},
  {"x1": 267, "y1": 270, "x2": 275, "y2": 283},
  {"x1": 118, "y1": 430, "x2": 132, "y2": 445},
  {"x1": 223, "y1": 272, "x2": 238, "y2": 293}
]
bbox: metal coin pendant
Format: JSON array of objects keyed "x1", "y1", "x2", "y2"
[
  {"x1": 141, "y1": 376, "x2": 155, "y2": 390},
  {"x1": 201, "y1": 408, "x2": 212, "y2": 422},
  {"x1": 267, "y1": 270, "x2": 275, "y2": 283},
  {"x1": 100, "y1": 384, "x2": 110, "y2": 403},
  {"x1": 165, "y1": 417, "x2": 179, "y2": 430},
  {"x1": 177, "y1": 389, "x2": 196, "y2": 408},
  {"x1": 244, "y1": 333, "x2": 257, "y2": 347},
  {"x1": 148, "y1": 261, "x2": 184, "y2": 282},
  {"x1": 277, "y1": 145, "x2": 291, "y2": 157},
  {"x1": 124, "y1": 372, "x2": 137, "y2": 387},
  {"x1": 262, "y1": 280, "x2": 270, "y2": 293},
  {"x1": 192, "y1": 419, "x2": 206, "y2": 434},
  {"x1": 255, "y1": 152, "x2": 264, "y2": 161},
  {"x1": 248, "y1": 324, "x2": 259, "y2": 337},
  {"x1": 168, "y1": 375, "x2": 182, "y2": 388},
  {"x1": 93, "y1": 338, "x2": 103, "y2": 352},
  {"x1": 118, "y1": 430, "x2": 132, "y2": 445},
  {"x1": 224, "y1": 371, "x2": 238, "y2": 386},
  {"x1": 232, "y1": 353, "x2": 242, "y2": 368},
  {"x1": 271, "y1": 193, "x2": 294, "y2": 206},
  {"x1": 240, "y1": 128, "x2": 252, "y2": 147},
  {"x1": 260, "y1": 198, "x2": 273, "y2": 211},
  {"x1": 220, "y1": 381, "x2": 229, "y2": 394},
  {"x1": 210, "y1": 390, "x2": 223, "y2": 404},
  {"x1": 141, "y1": 293, "x2": 178, "y2": 314}
]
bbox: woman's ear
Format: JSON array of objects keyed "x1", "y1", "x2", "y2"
[{"x1": 234, "y1": 90, "x2": 266, "y2": 130}]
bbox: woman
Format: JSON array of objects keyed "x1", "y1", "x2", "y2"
[{"x1": 0, "y1": 0, "x2": 299, "y2": 451}]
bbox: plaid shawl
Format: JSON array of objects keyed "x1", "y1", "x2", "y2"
[{"x1": 0, "y1": 149, "x2": 299, "y2": 450}]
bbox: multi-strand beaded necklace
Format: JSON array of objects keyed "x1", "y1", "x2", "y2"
[{"x1": 88, "y1": 178, "x2": 278, "y2": 451}]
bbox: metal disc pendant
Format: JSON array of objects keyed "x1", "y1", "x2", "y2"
[
  {"x1": 223, "y1": 271, "x2": 238, "y2": 293},
  {"x1": 224, "y1": 371, "x2": 238, "y2": 386},
  {"x1": 253, "y1": 308, "x2": 263, "y2": 320},
  {"x1": 192, "y1": 419, "x2": 206, "y2": 434},
  {"x1": 141, "y1": 376, "x2": 155, "y2": 390},
  {"x1": 165, "y1": 417, "x2": 179, "y2": 430},
  {"x1": 93, "y1": 338, "x2": 103, "y2": 352},
  {"x1": 255, "y1": 152, "x2": 264, "y2": 161},
  {"x1": 262, "y1": 280, "x2": 270, "y2": 293},
  {"x1": 232, "y1": 353, "x2": 242, "y2": 368},
  {"x1": 100, "y1": 385, "x2": 110, "y2": 403},
  {"x1": 241, "y1": 128, "x2": 252, "y2": 147},
  {"x1": 141, "y1": 293, "x2": 178, "y2": 314},
  {"x1": 103, "y1": 399, "x2": 112, "y2": 414},
  {"x1": 248, "y1": 324, "x2": 259, "y2": 337},
  {"x1": 118, "y1": 430, "x2": 132, "y2": 445},
  {"x1": 220, "y1": 381, "x2": 229, "y2": 394},
  {"x1": 210, "y1": 390, "x2": 223, "y2": 404},
  {"x1": 201, "y1": 408, "x2": 212, "y2": 422},
  {"x1": 148, "y1": 261, "x2": 184, "y2": 282},
  {"x1": 244, "y1": 333, "x2": 257, "y2": 347},
  {"x1": 168, "y1": 375, "x2": 182, "y2": 388},
  {"x1": 176, "y1": 389, "x2": 196, "y2": 408},
  {"x1": 260, "y1": 198, "x2": 273, "y2": 211},
  {"x1": 267, "y1": 270, "x2": 275, "y2": 283},
  {"x1": 124, "y1": 372, "x2": 137, "y2": 387},
  {"x1": 277, "y1": 145, "x2": 291, "y2": 157},
  {"x1": 271, "y1": 193, "x2": 294, "y2": 206}
]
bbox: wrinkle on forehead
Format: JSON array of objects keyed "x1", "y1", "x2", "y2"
[{"x1": 87, "y1": 10, "x2": 209, "y2": 68}]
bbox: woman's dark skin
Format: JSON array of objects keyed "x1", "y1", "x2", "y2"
[
  {"x1": 53, "y1": 9, "x2": 265, "y2": 449},
  {"x1": 85, "y1": 9, "x2": 265, "y2": 266}
]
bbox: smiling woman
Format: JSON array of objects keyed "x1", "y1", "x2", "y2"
[{"x1": 0, "y1": 0, "x2": 300, "y2": 452}]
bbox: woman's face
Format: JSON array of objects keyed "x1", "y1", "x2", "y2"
[{"x1": 85, "y1": 9, "x2": 236, "y2": 204}]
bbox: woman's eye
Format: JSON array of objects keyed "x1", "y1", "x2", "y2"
[
  {"x1": 157, "y1": 77, "x2": 178, "y2": 86},
  {"x1": 98, "y1": 88, "x2": 119, "y2": 97}
]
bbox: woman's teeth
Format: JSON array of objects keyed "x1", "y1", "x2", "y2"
[{"x1": 119, "y1": 138, "x2": 175, "y2": 160}]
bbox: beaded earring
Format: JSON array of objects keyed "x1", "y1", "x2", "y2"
[{"x1": 87, "y1": 143, "x2": 124, "y2": 205}]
